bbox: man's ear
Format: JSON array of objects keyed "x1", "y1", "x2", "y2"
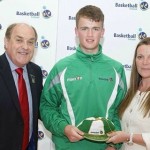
[
  {"x1": 101, "y1": 28, "x2": 105, "y2": 38},
  {"x1": 4, "y1": 37, "x2": 8, "y2": 49},
  {"x1": 75, "y1": 27, "x2": 78, "y2": 37}
]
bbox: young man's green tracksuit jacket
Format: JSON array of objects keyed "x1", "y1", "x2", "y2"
[{"x1": 40, "y1": 45, "x2": 127, "y2": 150}]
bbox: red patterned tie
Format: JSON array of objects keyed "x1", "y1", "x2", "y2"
[{"x1": 16, "y1": 68, "x2": 29, "y2": 150}]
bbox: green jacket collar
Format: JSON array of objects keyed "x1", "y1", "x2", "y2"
[{"x1": 76, "y1": 44, "x2": 102, "y2": 61}]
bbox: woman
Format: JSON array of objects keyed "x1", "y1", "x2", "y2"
[{"x1": 107, "y1": 37, "x2": 150, "y2": 150}]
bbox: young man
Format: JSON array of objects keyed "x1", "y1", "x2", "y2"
[
  {"x1": 0, "y1": 23, "x2": 43, "y2": 150},
  {"x1": 40, "y1": 5, "x2": 127, "y2": 150}
]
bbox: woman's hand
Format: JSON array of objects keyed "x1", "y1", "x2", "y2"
[{"x1": 106, "y1": 131, "x2": 129, "y2": 144}]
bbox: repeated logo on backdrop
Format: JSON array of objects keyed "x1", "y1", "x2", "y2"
[
  {"x1": 38, "y1": 130, "x2": 44, "y2": 140},
  {"x1": 16, "y1": 11, "x2": 40, "y2": 18},
  {"x1": 16, "y1": 6, "x2": 52, "y2": 19},
  {"x1": 113, "y1": 33, "x2": 136, "y2": 40},
  {"x1": 115, "y1": 1, "x2": 149, "y2": 10},
  {"x1": 138, "y1": 28, "x2": 147, "y2": 40},
  {"x1": 124, "y1": 64, "x2": 132, "y2": 71},
  {"x1": 114, "y1": 1, "x2": 149, "y2": 41},
  {"x1": 42, "y1": 6, "x2": 52, "y2": 19},
  {"x1": 140, "y1": 1, "x2": 149, "y2": 10},
  {"x1": 42, "y1": 69, "x2": 48, "y2": 78},
  {"x1": 115, "y1": 2, "x2": 138, "y2": 10},
  {"x1": 40, "y1": 36, "x2": 50, "y2": 49},
  {"x1": 114, "y1": 29, "x2": 147, "y2": 40}
]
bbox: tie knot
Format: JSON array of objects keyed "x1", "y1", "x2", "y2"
[{"x1": 15, "y1": 68, "x2": 23, "y2": 75}]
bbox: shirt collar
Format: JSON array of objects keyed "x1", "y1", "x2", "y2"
[{"x1": 5, "y1": 52, "x2": 27, "y2": 72}]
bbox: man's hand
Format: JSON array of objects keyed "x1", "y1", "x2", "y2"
[{"x1": 64, "y1": 125, "x2": 84, "y2": 142}]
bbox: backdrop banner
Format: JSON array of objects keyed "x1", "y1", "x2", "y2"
[{"x1": 0, "y1": 0, "x2": 150, "y2": 149}]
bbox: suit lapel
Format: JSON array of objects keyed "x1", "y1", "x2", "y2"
[
  {"x1": 27, "y1": 64, "x2": 38, "y2": 117},
  {"x1": 0, "y1": 54, "x2": 21, "y2": 114}
]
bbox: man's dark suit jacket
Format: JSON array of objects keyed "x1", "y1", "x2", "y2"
[{"x1": 0, "y1": 53, "x2": 43, "y2": 150}]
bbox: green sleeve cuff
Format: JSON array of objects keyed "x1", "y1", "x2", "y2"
[{"x1": 58, "y1": 121, "x2": 69, "y2": 136}]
